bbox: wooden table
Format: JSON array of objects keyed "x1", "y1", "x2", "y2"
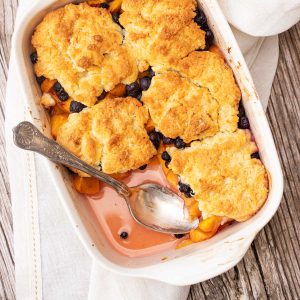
[{"x1": 0, "y1": 2, "x2": 299, "y2": 299}]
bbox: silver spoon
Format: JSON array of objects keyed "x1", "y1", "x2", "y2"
[{"x1": 13, "y1": 121, "x2": 199, "y2": 234}]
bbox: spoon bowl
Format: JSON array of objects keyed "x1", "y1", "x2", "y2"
[
  {"x1": 128, "y1": 183, "x2": 199, "y2": 233},
  {"x1": 13, "y1": 121, "x2": 199, "y2": 234}
]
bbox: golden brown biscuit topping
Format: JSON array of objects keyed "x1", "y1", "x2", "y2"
[
  {"x1": 120, "y1": 0, "x2": 206, "y2": 69},
  {"x1": 142, "y1": 72, "x2": 219, "y2": 143},
  {"x1": 153, "y1": 51, "x2": 241, "y2": 133},
  {"x1": 168, "y1": 130, "x2": 268, "y2": 221},
  {"x1": 32, "y1": 1, "x2": 268, "y2": 226},
  {"x1": 32, "y1": 3, "x2": 138, "y2": 106},
  {"x1": 57, "y1": 97, "x2": 157, "y2": 174}
]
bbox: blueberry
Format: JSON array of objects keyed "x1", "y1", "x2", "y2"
[
  {"x1": 174, "y1": 234, "x2": 185, "y2": 239},
  {"x1": 184, "y1": 191, "x2": 194, "y2": 198},
  {"x1": 120, "y1": 232, "x2": 128, "y2": 239},
  {"x1": 238, "y1": 116, "x2": 250, "y2": 129},
  {"x1": 58, "y1": 91, "x2": 69, "y2": 101},
  {"x1": 36, "y1": 76, "x2": 46, "y2": 85},
  {"x1": 205, "y1": 29, "x2": 214, "y2": 49},
  {"x1": 162, "y1": 136, "x2": 174, "y2": 144},
  {"x1": 70, "y1": 100, "x2": 87, "y2": 113},
  {"x1": 178, "y1": 181, "x2": 191, "y2": 193},
  {"x1": 99, "y1": 2, "x2": 109, "y2": 8},
  {"x1": 174, "y1": 137, "x2": 185, "y2": 149},
  {"x1": 139, "y1": 164, "x2": 147, "y2": 170},
  {"x1": 140, "y1": 77, "x2": 151, "y2": 91},
  {"x1": 178, "y1": 181, "x2": 195, "y2": 197},
  {"x1": 148, "y1": 130, "x2": 161, "y2": 149},
  {"x1": 161, "y1": 151, "x2": 171, "y2": 162},
  {"x1": 201, "y1": 23, "x2": 209, "y2": 31},
  {"x1": 251, "y1": 152, "x2": 260, "y2": 159},
  {"x1": 112, "y1": 12, "x2": 123, "y2": 28},
  {"x1": 97, "y1": 90, "x2": 107, "y2": 101},
  {"x1": 238, "y1": 102, "x2": 246, "y2": 118},
  {"x1": 30, "y1": 52, "x2": 38, "y2": 64},
  {"x1": 53, "y1": 82, "x2": 63, "y2": 93},
  {"x1": 148, "y1": 67, "x2": 155, "y2": 78},
  {"x1": 136, "y1": 92, "x2": 143, "y2": 101},
  {"x1": 194, "y1": 9, "x2": 207, "y2": 26},
  {"x1": 126, "y1": 81, "x2": 140, "y2": 94}
]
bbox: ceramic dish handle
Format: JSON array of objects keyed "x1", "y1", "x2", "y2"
[{"x1": 13, "y1": 121, "x2": 130, "y2": 198}]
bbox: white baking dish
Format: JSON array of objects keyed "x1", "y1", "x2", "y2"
[{"x1": 12, "y1": 0, "x2": 283, "y2": 285}]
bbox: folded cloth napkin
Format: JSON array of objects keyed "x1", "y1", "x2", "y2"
[{"x1": 5, "y1": 1, "x2": 299, "y2": 299}]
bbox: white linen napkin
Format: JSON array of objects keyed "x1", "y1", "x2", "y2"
[{"x1": 5, "y1": 1, "x2": 299, "y2": 299}]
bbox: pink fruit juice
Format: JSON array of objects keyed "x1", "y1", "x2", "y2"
[{"x1": 86, "y1": 158, "x2": 180, "y2": 257}]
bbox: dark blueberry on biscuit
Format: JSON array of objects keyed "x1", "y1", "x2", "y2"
[
  {"x1": 201, "y1": 22, "x2": 209, "y2": 31},
  {"x1": 140, "y1": 76, "x2": 151, "y2": 91},
  {"x1": 112, "y1": 12, "x2": 123, "y2": 28},
  {"x1": 184, "y1": 191, "x2": 194, "y2": 198},
  {"x1": 205, "y1": 30, "x2": 214, "y2": 49},
  {"x1": 58, "y1": 91, "x2": 69, "y2": 101},
  {"x1": 178, "y1": 181, "x2": 194, "y2": 198},
  {"x1": 97, "y1": 90, "x2": 107, "y2": 101},
  {"x1": 238, "y1": 116, "x2": 250, "y2": 129},
  {"x1": 251, "y1": 152, "x2": 260, "y2": 159},
  {"x1": 139, "y1": 164, "x2": 147, "y2": 170},
  {"x1": 238, "y1": 102, "x2": 245, "y2": 117},
  {"x1": 30, "y1": 52, "x2": 38, "y2": 64},
  {"x1": 161, "y1": 151, "x2": 171, "y2": 162},
  {"x1": 194, "y1": 9, "x2": 207, "y2": 26},
  {"x1": 126, "y1": 81, "x2": 140, "y2": 93},
  {"x1": 36, "y1": 76, "x2": 46, "y2": 85},
  {"x1": 99, "y1": 2, "x2": 109, "y2": 8},
  {"x1": 53, "y1": 82, "x2": 63, "y2": 93},
  {"x1": 148, "y1": 130, "x2": 161, "y2": 149},
  {"x1": 70, "y1": 100, "x2": 87, "y2": 113},
  {"x1": 178, "y1": 181, "x2": 190, "y2": 193},
  {"x1": 120, "y1": 232, "x2": 128, "y2": 239},
  {"x1": 148, "y1": 67, "x2": 155, "y2": 78},
  {"x1": 174, "y1": 234, "x2": 185, "y2": 239},
  {"x1": 174, "y1": 137, "x2": 186, "y2": 149},
  {"x1": 126, "y1": 90, "x2": 139, "y2": 99},
  {"x1": 162, "y1": 136, "x2": 174, "y2": 145},
  {"x1": 136, "y1": 92, "x2": 143, "y2": 101}
]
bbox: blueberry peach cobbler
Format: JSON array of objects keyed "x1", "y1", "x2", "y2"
[{"x1": 31, "y1": 0, "x2": 268, "y2": 249}]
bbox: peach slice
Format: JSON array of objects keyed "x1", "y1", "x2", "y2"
[
  {"x1": 73, "y1": 175, "x2": 100, "y2": 195},
  {"x1": 57, "y1": 99, "x2": 72, "y2": 113},
  {"x1": 50, "y1": 114, "x2": 68, "y2": 139},
  {"x1": 109, "y1": 0, "x2": 122, "y2": 13},
  {"x1": 176, "y1": 239, "x2": 193, "y2": 249},
  {"x1": 198, "y1": 216, "x2": 222, "y2": 233},
  {"x1": 189, "y1": 202, "x2": 201, "y2": 218},
  {"x1": 109, "y1": 83, "x2": 126, "y2": 97},
  {"x1": 41, "y1": 79, "x2": 56, "y2": 93},
  {"x1": 209, "y1": 45, "x2": 224, "y2": 59},
  {"x1": 145, "y1": 119, "x2": 155, "y2": 132}
]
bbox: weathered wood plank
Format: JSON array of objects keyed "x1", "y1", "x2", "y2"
[
  {"x1": 0, "y1": 1, "x2": 299, "y2": 299},
  {"x1": 0, "y1": 0, "x2": 18, "y2": 299}
]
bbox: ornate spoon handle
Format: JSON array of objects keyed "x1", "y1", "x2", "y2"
[{"x1": 13, "y1": 121, "x2": 130, "y2": 198}]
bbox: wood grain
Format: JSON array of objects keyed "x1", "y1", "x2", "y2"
[
  {"x1": 0, "y1": 1, "x2": 18, "y2": 299},
  {"x1": 0, "y1": 1, "x2": 299, "y2": 299}
]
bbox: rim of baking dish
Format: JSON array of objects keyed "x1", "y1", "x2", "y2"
[{"x1": 11, "y1": 0, "x2": 283, "y2": 285}]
